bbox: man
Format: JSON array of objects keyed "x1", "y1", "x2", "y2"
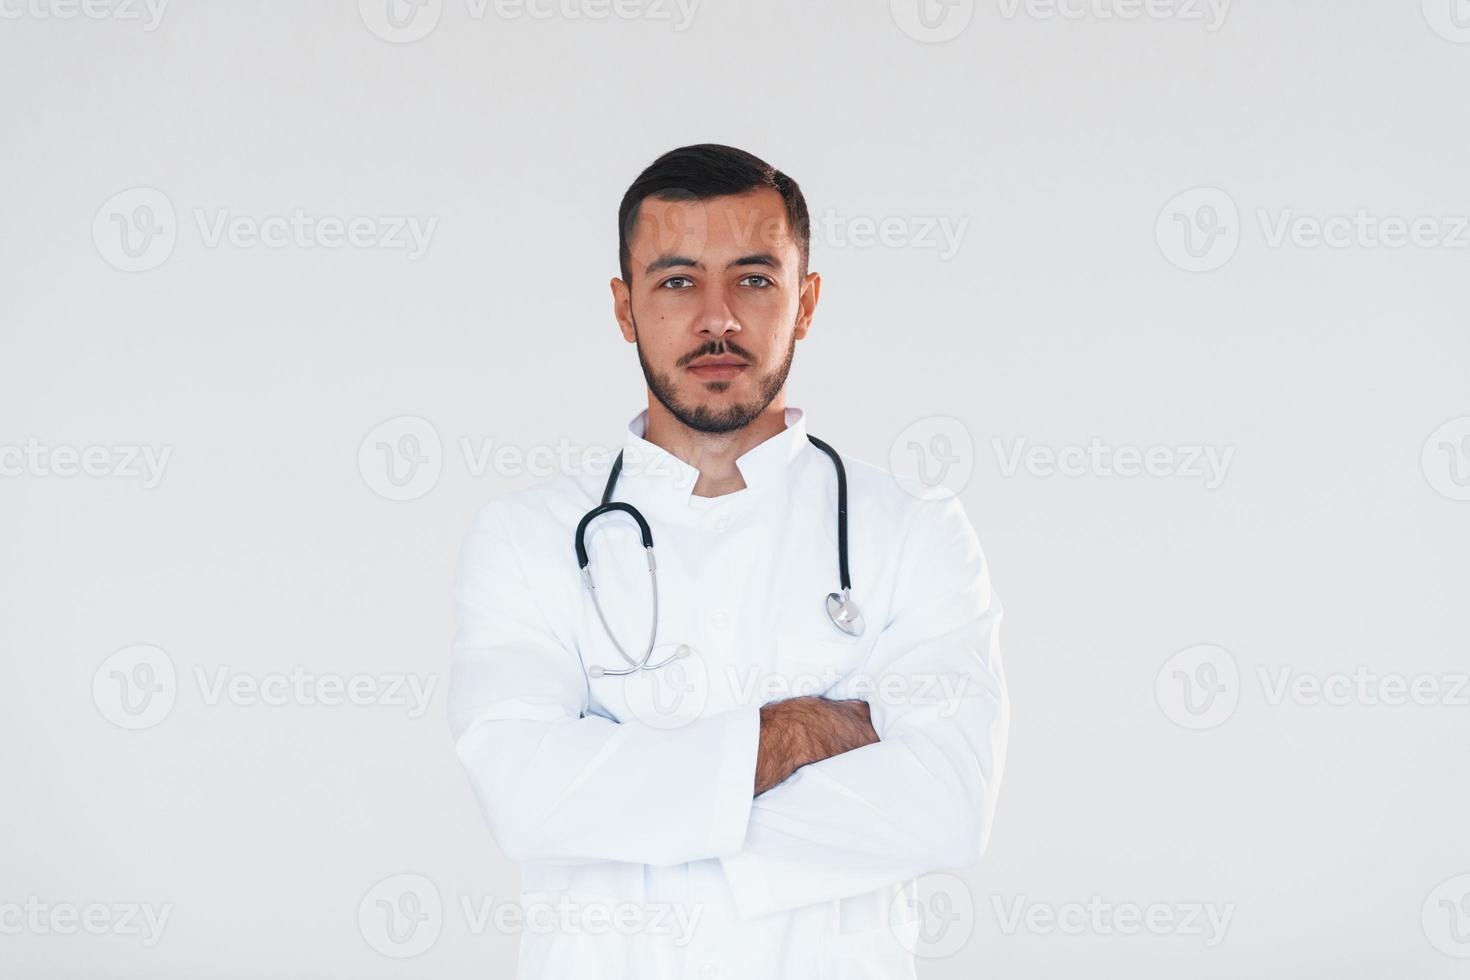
[{"x1": 447, "y1": 144, "x2": 1009, "y2": 978}]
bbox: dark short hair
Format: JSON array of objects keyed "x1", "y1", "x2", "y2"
[{"x1": 617, "y1": 144, "x2": 810, "y2": 285}]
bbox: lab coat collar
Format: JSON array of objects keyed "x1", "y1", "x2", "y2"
[{"x1": 617, "y1": 406, "x2": 809, "y2": 514}]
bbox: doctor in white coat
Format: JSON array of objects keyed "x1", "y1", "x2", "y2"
[{"x1": 447, "y1": 144, "x2": 1010, "y2": 979}]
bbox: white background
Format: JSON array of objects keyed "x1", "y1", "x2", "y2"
[{"x1": 2, "y1": 0, "x2": 1468, "y2": 977}]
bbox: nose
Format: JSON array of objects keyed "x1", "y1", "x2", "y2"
[{"x1": 696, "y1": 280, "x2": 740, "y2": 340}]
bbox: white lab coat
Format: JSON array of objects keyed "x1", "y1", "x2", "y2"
[{"x1": 447, "y1": 406, "x2": 1009, "y2": 979}]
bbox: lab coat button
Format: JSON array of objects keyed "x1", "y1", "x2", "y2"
[
  {"x1": 699, "y1": 965, "x2": 720, "y2": 980},
  {"x1": 710, "y1": 611, "x2": 730, "y2": 630},
  {"x1": 711, "y1": 513, "x2": 731, "y2": 531}
]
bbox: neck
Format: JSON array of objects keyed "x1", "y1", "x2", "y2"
[{"x1": 642, "y1": 394, "x2": 789, "y2": 497}]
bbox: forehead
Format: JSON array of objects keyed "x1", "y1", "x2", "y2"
[{"x1": 628, "y1": 188, "x2": 796, "y2": 268}]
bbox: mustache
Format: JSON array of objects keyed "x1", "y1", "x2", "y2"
[{"x1": 676, "y1": 341, "x2": 755, "y2": 367}]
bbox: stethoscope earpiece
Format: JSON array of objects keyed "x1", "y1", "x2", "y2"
[{"x1": 577, "y1": 433, "x2": 860, "y2": 675}]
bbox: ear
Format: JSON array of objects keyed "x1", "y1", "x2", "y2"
[
  {"x1": 610, "y1": 277, "x2": 637, "y2": 343},
  {"x1": 793, "y1": 271, "x2": 821, "y2": 340}
]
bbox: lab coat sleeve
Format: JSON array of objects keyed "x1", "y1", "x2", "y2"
[
  {"x1": 718, "y1": 493, "x2": 1010, "y2": 919},
  {"x1": 447, "y1": 501, "x2": 761, "y2": 867}
]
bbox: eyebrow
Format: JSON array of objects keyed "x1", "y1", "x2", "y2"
[{"x1": 643, "y1": 253, "x2": 783, "y2": 275}]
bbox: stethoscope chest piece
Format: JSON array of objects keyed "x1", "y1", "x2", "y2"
[{"x1": 826, "y1": 588, "x2": 865, "y2": 637}]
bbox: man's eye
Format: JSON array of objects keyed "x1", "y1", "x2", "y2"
[
  {"x1": 659, "y1": 276, "x2": 694, "y2": 289},
  {"x1": 740, "y1": 275, "x2": 772, "y2": 288}
]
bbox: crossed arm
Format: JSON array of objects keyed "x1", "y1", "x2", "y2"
[
  {"x1": 755, "y1": 696, "x2": 878, "y2": 796},
  {"x1": 447, "y1": 494, "x2": 1008, "y2": 918}
]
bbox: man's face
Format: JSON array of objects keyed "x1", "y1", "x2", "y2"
[{"x1": 612, "y1": 188, "x2": 819, "y2": 434}]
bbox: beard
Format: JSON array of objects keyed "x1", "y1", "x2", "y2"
[{"x1": 632, "y1": 315, "x2": 796, "y2": 435}]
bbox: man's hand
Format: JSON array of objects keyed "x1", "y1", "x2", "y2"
[{"x1": 754, "y1": 696, "x2": 878, "y2": 796}]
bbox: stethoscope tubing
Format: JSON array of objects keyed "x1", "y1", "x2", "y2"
[
  {"x1": 804, "y1": 433, "x2": 851, "y2": 593},
  {"x1": 574, "y1": 433, "x2": 856, "y2": 676}
]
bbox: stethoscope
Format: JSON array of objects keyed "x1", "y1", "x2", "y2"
[{"x1": 573, "y1": 434, "x2": 864, "y2": 677}]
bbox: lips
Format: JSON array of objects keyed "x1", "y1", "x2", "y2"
[{"x1": 687, "y1": 357, "x2": 749, "y2": 380}]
